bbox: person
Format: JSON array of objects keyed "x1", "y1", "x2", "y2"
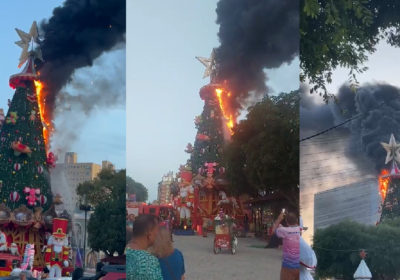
[
  {"x1": 96, "y1": 261, "x2": 105, "y2": 273},
  {"x1": 127, "y1": 214, "x2": 135, "y2": 228},
  {"x1": 299, "y1": 235, "x2": 317, "y2": 280},
  {"x1": 272, "y1": 211, "x2": 300, "y2": 280},
  {"x1": 148, "y1": 226, "x2": 185, "y2": 280},
  {"x1": 19, "y1": 271, "x2": 27, "y2": 280},
  {"x1": 72, "y1": 267, "x2": 84, "y2": 280},
  {"x1": 126, "y1": 214, "x2": 163, "y2": 280},
  {"x1": 202, "y1": 217, "x2": 211, "y2": 237},
  {"x1": 41, "y1": 266, "x2": 50, "y2": 279},
  {"x1": 243, "y1": 214, "x2": 249, "y2": 233}
]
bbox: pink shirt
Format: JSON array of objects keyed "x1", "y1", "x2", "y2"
[{"x1": 275, "y1": 226, "x2": 300, "y2": 269}]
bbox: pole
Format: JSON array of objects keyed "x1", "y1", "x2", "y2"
[{"x1": 83, "y1": 209, "x2": 87, "y2": 270}]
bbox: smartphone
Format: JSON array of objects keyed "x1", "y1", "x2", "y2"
[{"x1": 282, "y1": 208, "x2": 286, "y2": 214}]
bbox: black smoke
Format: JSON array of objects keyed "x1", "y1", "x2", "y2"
[
  {"x1": 35, "y1": 0, "x2": 126, "y2": 147},
  {"x1": 215, "y1": 0, "x2": 299, "y2": 111},
  {"x1": 301, "y1": 83, "x2": 400, "y2": 172}
]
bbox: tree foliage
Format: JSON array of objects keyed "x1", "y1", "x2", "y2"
[
  {"x1": 313, "y1": 220, "x2": 400, "y2": 280},
  {"x1": 77, "y1": 169, "x2": 126, "y2": 256},
  {"x1": 126, "y1": 176, "x2": 148, "y2": 202},
  {"x1": 301, "y1": 0, "x2": 400, "y2": 100},
  {"x1": 222, "y1": 91, "x2": 299, "y2": 206}
]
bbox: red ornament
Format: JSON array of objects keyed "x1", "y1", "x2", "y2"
[
  {"x1": 9, "y1": 191, "x2": 20, "y2": 202},
  {"x1": 219, "y1": 167, "x2": 226, "y2": 174},
  {"x1": 18, "y1": 137, "x2": 23, "y2": 142},
  {"x1": 198, "y1": 167, "x2": 204, "y2": 174},
  {"x1": 14, "y1": 163, "x2": 21, "y2": 171},
  {"x1": 0, "y1": 137, "x2": 5, "y2": 142},
  {"x1": 39, "y1": 194, "x2": 47, "y2": 206},
  {"x1": 38, "y1": 166, "x2": 43, "y2": 174}
]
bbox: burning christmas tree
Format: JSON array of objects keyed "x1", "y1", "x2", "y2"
[
  {"x1": 0, "y1": 21, "x2": 56, "y2": 268},
  {"x1": 379, "y1": 134, "x2": 400, "y2": 222},
  {"x1": 173, "y1": 49, "x2": 244, "y2": 229}
]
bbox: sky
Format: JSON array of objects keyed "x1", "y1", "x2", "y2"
[
  {"x1": 127, "y1": 0, "x2": 299, "y2": 202},
  {"x1": 0, "y1": 1, "x2": 126, "y2": 170}
]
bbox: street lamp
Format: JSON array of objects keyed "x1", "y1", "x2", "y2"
[{"x1": 79, "y1": 203, "x2": 92, "y2": 270}]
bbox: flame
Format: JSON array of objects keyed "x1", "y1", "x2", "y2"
[
  {"x1": 379, "y1": 169, "x2": 389, "y2": 199},
  {"x1": 215, "y1": 88, "x2": 235, "y2": 133},
  {"x1": 34, "y1": 80, "x2": 50, "y2": 151}
]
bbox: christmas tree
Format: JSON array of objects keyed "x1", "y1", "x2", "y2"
[
  {"x1": 0, "y1": 21, "x2": 53, "y2": 212},
  {"x1": 379, "y1": 134, "x2": 400, "y2": 222},
  {"x1": 191, "y1": 48, "x2": 231, "y2": 179}
]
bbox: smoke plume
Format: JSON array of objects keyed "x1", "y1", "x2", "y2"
[
  {"x1": 215, "y1": 0, "x2": 299, "y2": 111},
  {"x1": 300, "y1": 83, "x2": 400, "y2": 172},
  {"x1": 35, "y1": 0, "x2": 126, "y2": 149}
]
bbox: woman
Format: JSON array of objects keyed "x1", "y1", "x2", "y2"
[
  {"x1": 72, "y1": 267, "x2": 84, "y2": 280},
  {"x1": 149, "y1": 226, "x2": 185, "y2": 280},
  {"x1": 126, "y1": 214, "x2": 163, "y2": 280},
  {"x1": 41, "y1": 266, "x2": 50, "y2": 279}
]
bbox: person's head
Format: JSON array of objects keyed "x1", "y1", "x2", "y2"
[
  {"x1": 72, "y1": 267, "x2": 84, "y2": 280},
  {"x1": 148, "y1": 225, "x2": 174, "y2": 258},
  {"x1": 131, "y1": 214, "x2": 159, "y2": 246},
  {"x1": 43, "y1": 266, "x2": 50, "y2": 274},
  {"x1": 285, "y1": 212, "x2": 298, "y2": 226},
  {"x1": 128, "y1": 214, "x2": 135, "y2": 221},
  {"x1": 19, "y1": 272, "x2": 27, "y2": 280},
  {"x1": 96, "y1": 261, "x2": 105, "y2": 273}
]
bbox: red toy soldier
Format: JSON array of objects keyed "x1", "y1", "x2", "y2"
[{"x1": 45, "y1": 218, "x2": 69, "y2": 277}]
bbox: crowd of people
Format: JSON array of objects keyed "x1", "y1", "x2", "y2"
[
  {"x1": 126, "y1": 210, "x2": 310, "y2": 280},
  {"x1": 127, "y1": 214, "x2": 185, "y2": 280}
]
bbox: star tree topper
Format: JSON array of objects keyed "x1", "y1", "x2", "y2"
[
  {"x1": 380, "y1": 134, "x2": 400, "y2": 164},
  {"x1": 196, "y1": 48, "x2": 217, "y2": 81},
  {"x1": 15, "y1": 21, "x2": 43, "y2": 68}
]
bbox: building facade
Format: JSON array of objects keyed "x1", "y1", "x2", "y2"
[
  {"x1": 51, "y1": 153, "x2": 109, "y2": 213},
  {"x1": 157, "y1": 172, "x2": 174, "y2": 205}
]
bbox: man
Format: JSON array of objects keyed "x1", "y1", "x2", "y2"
[
  {"x1": 19, "y1": 271, "x2": 27, "y2": 280},
  {"x1": 202, "y1": 217, "x2": 211, "y2": 237},
  {"x1": 272, "y1": 211, "x2": 300, "y2": 280}
]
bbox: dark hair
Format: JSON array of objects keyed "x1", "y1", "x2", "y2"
[
  {"x1": 96, "y1": 262, "x2": 104, "y2": 273},
  {"x1": 132, "y1": 214, "x2": 157, "y2": 238},
  {"x1": 72, "y1": 267, "x2": 84, "y2": 280},
  {"x1": 285, "y1": 212, "x2": 297, "y2": 225},
  {"x1": 43, "y1": 266, "x2": 50, "y2": 273}
]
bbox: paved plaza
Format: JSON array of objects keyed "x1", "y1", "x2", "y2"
[{"x1": 174, "y1": 234, "x2": 282, "y2": 280}]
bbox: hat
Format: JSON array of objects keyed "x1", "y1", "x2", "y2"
[{"x1": 52, "y1": 218, "x2": 68, "y2": 239}]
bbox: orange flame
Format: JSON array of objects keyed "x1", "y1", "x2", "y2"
[
  {"x1": 34, "y1": 80, "x2": 50, "y2": 151},
  {"x1": 215, "y1": 88, "x2": 235, "y2": 133},
  {"x1": 379, "y1": 169, "x2": 389, "y2": 199}
]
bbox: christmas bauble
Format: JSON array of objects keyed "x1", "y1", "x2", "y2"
[
  {"x1": 39, "y1": 194, "x2": 47, "y2": 206},
  {"x1": 14, "y1": 163, "x2": 21, "y2": 171},
  {"x1": 9, "y1": 191, "x2": 20, "y2": 202}
]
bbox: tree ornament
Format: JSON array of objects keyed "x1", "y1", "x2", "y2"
[
  {"x1": 185, "y1": 143, "x2": 193, "y2": 153},
  {"x1": 6, "y1": 112, "x2": 18, "y2": 125},
  {"x1": 46, "y1": 152, "x2": 56, "y2": 168},
  {"x1": 14, "y1": 163, "x2": 21, "y2": 171},
  {"x1": 11, "y1": 141, "x2": 32, "y2": 157},
  {"x1": 197, "y1": 134, "x2": 210, "y2": 141},
  {"x1": 219, "y1": 167, "x2": 226, "y2": 174},
  {"x1": 39, "y1": 194, "x2": 47, "y2": 206},
  {"x1": 210, "y1": 110, "x2": 215, "y2": 118},
  {"x1": 37, "y1": 166, "x2": 43, "y2": 174},
  {"x1": 9, "y1": 191, "x2": 20, "y2": 202},
  {"x1": 26, "y1": 93, "x2": 37, "y2": 103},
  {"x1": 23, "y1": 187, "x2": 40, "y2": 206},
  {"x1": 29, "y1": 110, "x2": 36, "y2": 124},
  {"x1": 198, "y1": 167, "x2": 204, "y2": 174}
]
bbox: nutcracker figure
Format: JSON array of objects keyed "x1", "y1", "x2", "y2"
[
  {"x1": 178, "y1": 183, "x2": 194, "y2": 225},
  {"x1": 45, "y1": 218, "x2": 69, "y2": 277}
]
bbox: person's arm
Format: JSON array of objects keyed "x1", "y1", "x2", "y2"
[{"x1": 272, "y1": 212, "x2": 285, "y2": 235}]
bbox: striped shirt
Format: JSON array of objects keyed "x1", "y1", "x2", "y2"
[{"x1": 275, "y1": 226, "x2": 300, "y2": 269}]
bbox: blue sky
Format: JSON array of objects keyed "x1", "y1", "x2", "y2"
[
  {"x1": 0, "y1": 1, "x2": 126, "y2": 169},
  {"x1": 126, "y1": 0, "x2": 299, "y2": 201}
]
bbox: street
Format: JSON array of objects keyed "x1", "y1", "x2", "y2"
[{"x1": 174, "y1": 234, "x2": 282, "y2": 280}]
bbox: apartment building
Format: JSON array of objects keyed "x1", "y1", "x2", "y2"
[
  {"x1": 157, "y1": 172, "x2": 174, "y2": 205},
  {"x1": 51, "y1": 153, "x2": 109, "y2": 213}
]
